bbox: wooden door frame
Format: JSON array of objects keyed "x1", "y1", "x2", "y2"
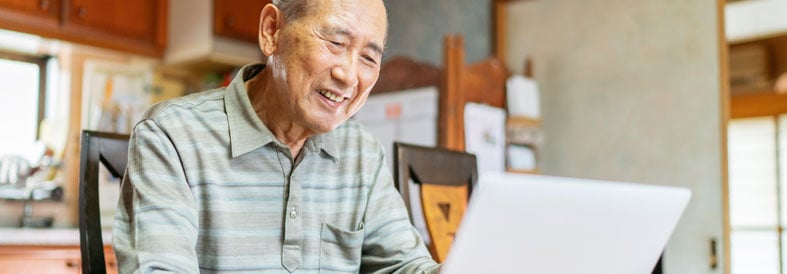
[{"x1": 718, "y1": 0, "x2": 732, "y2": 272}]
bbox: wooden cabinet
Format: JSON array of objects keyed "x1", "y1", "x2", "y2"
[
  {"x1": 0, "y1": 0, "x2": 167, "y2": 57},
  {"x1": 0, "y1": 0, "x2": 61, "y2": 32},
  {"x1": 213, "y1": 0, "x2": 271, "y2": 43},
  {"x1": 0, "y1": 0, "x2": 59, "y2": 19},
  {"x1": 62, "y1": 0, "x2": 167, "y2": 56},
  {"x1": 0, "y1": 245, "x2": 117, "y2": 274}
]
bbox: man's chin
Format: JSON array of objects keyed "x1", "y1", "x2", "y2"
[
  {"x1": 308, "y1": 121, "x2": 344, "y2": 135},
  {"x1": 323, "y1": 122, "x2": 344, "y2": 132}
]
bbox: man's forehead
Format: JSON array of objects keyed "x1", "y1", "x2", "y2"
[{"x1": 320, "y1": 24, "x2": 386, "y2": 55}]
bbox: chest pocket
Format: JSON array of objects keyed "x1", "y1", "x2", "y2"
[{"x1": 319, "y1": 223, "x2": 364, "y2": 273}]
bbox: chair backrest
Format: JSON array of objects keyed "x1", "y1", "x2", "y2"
[
  {"x1": 392, "y1": 142, "x2": 477, "y2": 263},
  {"x1": 78, "y1": 130, "x2": 130, "y2": 274}
]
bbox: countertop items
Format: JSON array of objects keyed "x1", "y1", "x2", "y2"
[{"x1": 0, "y1": 228, "x2": 112, "y2": 246}]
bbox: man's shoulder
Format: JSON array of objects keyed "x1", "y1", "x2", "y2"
[
  {"x1": 142, "y1": 88, "x2": 226, "y2": 121},
  {"x1": 330, "y1": 120, "x2": 384, "y2": 153},
  {"x1": 334, "y1": 120, "x2": 378, "y2": 142}
]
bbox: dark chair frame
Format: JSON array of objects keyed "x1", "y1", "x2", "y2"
[
  {"x1": 78, "y1": 130, "x2": 130, "y2": 274},
  {"x1": 392, "y1": 142, "x2": 478, "y2": 227}
]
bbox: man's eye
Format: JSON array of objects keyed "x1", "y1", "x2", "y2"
[
  {"x1": 362, "y1": 55, "x2": 377, "y2": 65},
  {"x1": 329, "y1": 40, "x2": 343, "y2": 47}
]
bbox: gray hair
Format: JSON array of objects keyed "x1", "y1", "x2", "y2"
[{"x1": 273, "y1": 0, "x2": 315, "y2": 22}]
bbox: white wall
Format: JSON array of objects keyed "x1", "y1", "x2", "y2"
[{"x1": 506, "y1": 1, "x2": 725, "y2": 273}]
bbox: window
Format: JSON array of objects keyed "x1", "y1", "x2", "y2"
[
  {"x1": 728, "y1": 115, "x2": 787, "y2": 274},
  {"x1": 0, "y1": 52, "x2": 49, "y2": 158}
]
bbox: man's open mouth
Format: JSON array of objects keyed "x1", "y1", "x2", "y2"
[{"x1": 319, "y1": 89, "x2": 344, "y2": 103}]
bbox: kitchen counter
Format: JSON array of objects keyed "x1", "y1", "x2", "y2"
[
  {"x1": 0, "y1": 228, "x2": 118, "y2": 273},
  {"x1": 0, "y1": 228, "x2": 112, "y2": 246}
]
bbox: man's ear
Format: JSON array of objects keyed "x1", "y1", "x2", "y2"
[{"x1": 258, "y1": 4, "x2": 282, "y2": 56}]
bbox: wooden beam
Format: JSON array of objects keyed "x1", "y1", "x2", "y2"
[
  {"x1": 440, "y1": 35, "x2": 465, "y2": 150},
  {"x1": 717, "y1": 0, "x2": 731, "y2": 272},
  {"x1": 730, "y1": 92, "x2": 787, "y2": 118},
  {"x1": 493, "y1": 0, "x2": 507, "y2": 62},
  {"x1": 493, "y1": 0, "x2": 534, "y2": 62}
]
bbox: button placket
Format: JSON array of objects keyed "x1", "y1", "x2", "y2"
[{"x1": 281, "y1": 169, "x2": 303, "y2": 272}]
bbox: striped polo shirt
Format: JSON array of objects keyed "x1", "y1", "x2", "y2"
[{"x1": 113, "y1": 64, "x2": 439, "y2": 273}]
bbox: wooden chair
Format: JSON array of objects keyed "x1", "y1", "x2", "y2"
[
  {"x1": 392, "y1": 142, "x2": 477, "y2": 263},
  {"x1": 78, "y1": 130, "x2": 130, "y2": 274},
  {"x1": 440, "y1": 35, "x2": 508, "y2": 151}
]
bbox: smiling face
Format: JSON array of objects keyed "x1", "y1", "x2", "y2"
[{"x1": 258, "y1": 0, "x2": 387, "y2": 136}]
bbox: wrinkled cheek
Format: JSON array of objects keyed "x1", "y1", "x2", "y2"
[
  {"x1": 344, "y1": 71, "x2": 377, "y2": 117},
  {"x1": 346, "y1": 93, "x2": 370, "y2": 117}
]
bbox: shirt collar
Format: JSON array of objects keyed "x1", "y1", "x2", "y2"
[
  {"x1": 226, "y1": 63, "x2": 339, "y2": 162},
  {"x1": 227, "y1": 64, "x2": 275, "y2": 157},
  {"x1": 309, "y1": 131, "x2": 339, "y2": 163}
]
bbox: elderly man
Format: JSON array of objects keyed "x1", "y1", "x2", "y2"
[{"x1": 113, "y1": 0, "x2": 440, "y2": 273}]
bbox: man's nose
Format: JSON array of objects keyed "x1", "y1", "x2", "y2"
[{"x1": 331, "y1": 55, "x2": 359, "y2": 88}]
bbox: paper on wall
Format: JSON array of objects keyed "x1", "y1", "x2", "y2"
[
  {"x1": 464, "y1": 103, "x2": 506, "y2": 178},
  {"x1": 352, "y1": 86, "x2": 438, "y2": 170}
]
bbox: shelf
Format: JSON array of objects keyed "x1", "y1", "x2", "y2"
[
  {"x1": 506, "y1": 116, "x2": 540, "y2": 173},
  {"x1": 506, "y1": 168, "x2": 539, "y2": 174},
  {"x1": 507, "y1": 116, "x2": 540, "y2": 128}
]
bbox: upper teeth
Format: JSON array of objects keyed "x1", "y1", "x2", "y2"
[{"x1": 320, "y1": 90, "x2": 343, "y2": 103}]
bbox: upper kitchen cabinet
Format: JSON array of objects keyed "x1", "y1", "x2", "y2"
[
  {"x1": 213, "y1": 0, "x2": 270, "y2": 43},
  {"x1": 165, "y1": 0, "x2": 265, "y2": 73},
  {"x1": 0, "y1": 0, "x2": 167, "y2": 57},
  {"x1": 61, "y1": 0, "x2": 167, "y2": 56},
  {"x1": 0, "y1": 0, "x2": 61, "y2": 31}
]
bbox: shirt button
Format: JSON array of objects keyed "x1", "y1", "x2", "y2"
[{"x1": 290, "y1": 210, "x2": 298, "y2": 219}]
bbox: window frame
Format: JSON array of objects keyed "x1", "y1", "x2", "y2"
[
  {"x1": 0, "y1": 51, "x2": 49, "y2": 139},
  {"x1": 730, "y1": 92, "x2": 787, "y2": 273}
]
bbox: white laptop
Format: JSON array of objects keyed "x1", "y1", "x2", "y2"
[{"x1": 440, "y1": 172, "x2": 691, "y2": 274}]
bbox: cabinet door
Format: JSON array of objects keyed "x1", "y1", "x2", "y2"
[
  {"x1": 0, "y1": 246, "x2": 81, "y2": 274},
  {"x1": 62, "y1": 0, "x2": 167, "y2": 56},
  {"x1": 104, "y1": 245, "x2": 119, "y2": 274},
  {"x1": 213, "y1": 0, "x2": 271, "y2": 43},
  {"x1": 0, "y1": 0, "x2": 61, "y2": 34},
  {"x1": 0, "y1": 245, "x2": 118, "y2": 274}
]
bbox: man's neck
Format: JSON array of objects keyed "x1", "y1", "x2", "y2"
[
  {"x1": 267, "y1": 121, "x2": 310, "y2": 158},
  {"x1": 246, "y1": 72, "x2": 313, "y2": 158}
]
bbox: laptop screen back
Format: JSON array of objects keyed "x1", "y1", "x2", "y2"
[{"x1": 441, "y1": 173, "x2": 691, "y2": 274}]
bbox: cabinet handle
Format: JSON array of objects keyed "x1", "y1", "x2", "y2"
[
  {"x1": 224, "y1": 16, "x2": 236, "y2": 29},
  {"x1": 38, "y1": 0, "x2": 50, "y2": 11},
  {"x1": 76, "y1": 6, "x2": 87, "y2": 18},
  {"x1": 66, "y1": 260, "x2": 78, "y2": 268}
]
